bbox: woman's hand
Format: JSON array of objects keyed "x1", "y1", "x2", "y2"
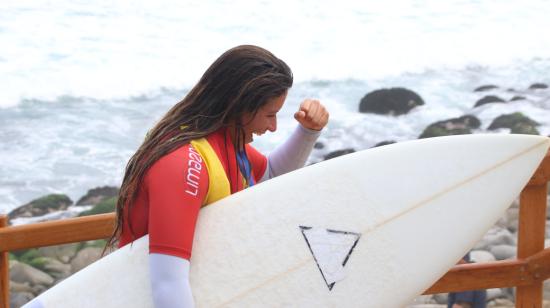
[{"x1": 294, "y1": 99, "x2": 329, "y2": 131}]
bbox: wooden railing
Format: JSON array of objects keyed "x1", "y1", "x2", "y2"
[
  {"x1": 0, "y1": 150, "x2": 549, "y2": 308},
  {"x1": 424, "y1": 149, "x2": 550, "y2": 306}
]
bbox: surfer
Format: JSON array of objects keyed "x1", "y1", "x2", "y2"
[{"x1": 108, "y1": 45, "x2": 328, "y2": 307}]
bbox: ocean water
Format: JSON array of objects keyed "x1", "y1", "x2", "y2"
[{"x1": 1, "y1": 0, "x2": 549, "y2": 213}]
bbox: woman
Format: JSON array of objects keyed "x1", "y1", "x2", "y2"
[{"x1": 111, "y1": 45, "x2": 328, "y2": 307}]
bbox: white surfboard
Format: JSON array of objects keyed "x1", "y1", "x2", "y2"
[{"x1": 27, "y1": 134, "x2": 549, "y2": 308}]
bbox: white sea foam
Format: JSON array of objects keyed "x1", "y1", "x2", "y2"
[{"x1": 1, "y1": 0, "x2": 550, "y2": 107}]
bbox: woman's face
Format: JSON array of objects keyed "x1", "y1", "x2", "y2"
[{"x1": 241, "y1": 91, "x2": 287, "y2": 144}]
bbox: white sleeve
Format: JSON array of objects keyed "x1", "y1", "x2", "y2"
[
  {"x1": 260, "y1": 125, "x2": 321, "y2": 182},
  {"x1": 149, "y1": 253, "x2": 195, "y2": 308}
]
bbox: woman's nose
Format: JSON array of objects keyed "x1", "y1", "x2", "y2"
[{"x1": 268, "y1": 117, "x2": 277, "y2": 132}]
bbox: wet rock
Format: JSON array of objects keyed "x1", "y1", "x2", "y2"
[
  {"x1": 419, "y1": 115, "x2": 481, "y2": 139},
  {"x1": 511, "y1": 122, "x2": 540, "y2": 135},
  {"x1": 510, "y1": 95, "x2": 526, "y2": 101},
  {"x1": 323, "y1": 149, "x2": 355, "y2": 161},
  {"x1": 31, "y1": 284, "x2": 48, "y2": 296},
  {"x1": 474, "y1": 95, "x2": 506, "y2": 107},
  {"x1": 487, "y1": 298, "x2": 514, "y2": 307},
  {"x1": 499, "y1": 207, "x2": 519, "y2": 232},
  {"x1": 470, "y1": 250, "x2": 496, "y2": 263},
  {"x1": 8, "y1": 194, "x2": 73, "y2": 221},
  {"x1": 10, "y1": 260, "x2": 54, "y2": 287},
  {"x1": 486, "y1": 288, "x2": 504, "y2": 301},
  {"x1": 38, "y1": 243, "x2": 80, "y2": 263},
  {"x1": 70, "y1": 247, "x2": 102, "y2": 273},
  {"x1": 314, "y1": 142, "x2": 325, "y2": 149},
  {"x1": 9, "y1": 281, "x2": 34, "y2": 293},
  {"x1": 490, "y1": 244, "x2": 516, "y2": 260},
  {"x1": 431, "y1": 293, "x2": 448, "y2": 304},
  {"x1": 529, "y1": 83, "x2": 548, "y2": 90},
  {"x1": 372, "y1": 141, "x2": 396, "y2": 147},
  {"x1": 488, "y1": 112, "x2": 539, "y2": 135},
  {"x1": 30, "y1": 257, "x2": 72, "y2": 280},
  {"x1": 474, "y1": 85, "x2": 499, "y2": 92},
  {"x1": 474, "y1": 227, "x2": 515, "y2": 250},
  {"x1": 76, "y1": 186, "x2": 119, "y2": 206},
  {"x1": 10, "y1": 292, "x2": 34, "y2": 308},
  {"x1": 359, "y1": 88, "x2": 424, "y2": 116}
]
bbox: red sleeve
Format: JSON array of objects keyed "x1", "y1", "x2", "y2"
[
  {"x1": 146, "y1": 144, "x2": 208, "y2": 260},
  {"x1": 245, "y1": 145, "x2": 267, "y2": 182}
]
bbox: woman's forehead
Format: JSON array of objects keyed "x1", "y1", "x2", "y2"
[{"x1": 264, "y1": 93, "x2": 287, "y2": 112}]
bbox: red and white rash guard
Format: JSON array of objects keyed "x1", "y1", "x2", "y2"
[{"x1": 118, "y1": 128, "x2": 267, "y2": 260}]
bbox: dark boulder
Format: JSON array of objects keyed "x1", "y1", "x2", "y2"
[
  {"x1": 474, "y1": 85, "x2": 499, "y2": 92},
  {"x1": 8, "y1": 194, "x2": 73, "y2": 221},
  {"x1": 488, "y1": 112, "x2": 539, "y2": 135},
  {"x1": 76, "y1": 186, "x2": 119, "y2": 206},
  {"x1": 528, "y1": 83, "x2": 548, "y2": 90},
  {"x1": 510, "y1": 96, "x2": 526, "y2": 102},
  {"x1": 510, "y1": 122, "x2": 539, "y2": 135},
  {"x1": 324, "y1": 149, "x2": 355, "y2": 161},
  {"x1": 314, "y1": 142, "x2": 325, "y2": 150},
  {"x1": 10, "y1": 291, "x2": 34, "y2": 308},
  {"x1": 419, "y1": 115, "x2": 481, "y2": 139},
  {"x1": 372, "y1": 141, "x2": 396, "y2": 148},
  {"x1": 359, "y1": 88, "x2": 424, "y2": 116},
  {"x1": 474, "y1": 95, "x2": 506, "y2": 108}
]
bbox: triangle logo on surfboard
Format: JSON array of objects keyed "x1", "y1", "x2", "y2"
[{"x1": 299, "y1": 226, "x2": 361, "y2": 291}]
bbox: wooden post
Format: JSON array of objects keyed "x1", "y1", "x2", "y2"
[
  {"x1": 516, "y1": 183, "x2": 548, "y2": 307},
  {"x1": 0, "y1": 214, "x2": 9, "y2": 308}
]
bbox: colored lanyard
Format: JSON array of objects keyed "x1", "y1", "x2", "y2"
[{"x1": 236, "y1": 150, "x2": 255, "y2": 187}]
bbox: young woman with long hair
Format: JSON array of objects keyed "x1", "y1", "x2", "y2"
[{"x1": 114, "y1": 45, "x2": 328, "y2": 307}]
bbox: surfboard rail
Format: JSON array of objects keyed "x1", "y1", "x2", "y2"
[{"x1": 0, "y1": 149, "x2": 549, "y2": 308}]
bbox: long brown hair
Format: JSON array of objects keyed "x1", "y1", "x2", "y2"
[{"x1": 105, "y1": 45, "x2": 293, "y2": 250}]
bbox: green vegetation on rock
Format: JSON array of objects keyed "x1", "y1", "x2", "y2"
[
  {"x1": 420, "y1": 126, "x2": 471, "y2": 138},
  {"x1": 16, "y1": 249, "x2": 41, "y2": 264},
  {"x1": 488, "y1": 112, "x2": 539, "y2": 131},
  {"x1": 30, "y1": 194, "x2": 73, "y2": 210},
  {"x1": 419, "y1": 115, "x2": 480, "y2": 139},
  {"x1": 8, "y1": 193, "x2": 73, "y2": 220},
  {"x1": 28, "y1": 257, "x2": 49, "y2": 271},
  {"x1": 511, "y1": 122, "x2": 540, "y2": 135},
  {"x1": 77, "y1": 239, "x2": 107, "y2": 252},
  {"x1": 78, "y1": 197, "x2": 117, "y2": 217}
]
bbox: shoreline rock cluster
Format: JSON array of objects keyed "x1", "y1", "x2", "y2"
[
  {"x1": 319, "y1": 82, "x2": 549, "y2": 161},
  {"x1": 6, "y1": 187, "x2": 118, "y2": 307}
]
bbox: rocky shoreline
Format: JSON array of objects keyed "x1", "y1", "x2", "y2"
[
  {"x1": 315, "y1": 82, "x2": 548, "y2": 161},
  {"x1": 6, "y1": 187, "x2": 118, "y2": 307},
  {"x1": 4, "y1": 83, "x2": 550, "y2": 307}
]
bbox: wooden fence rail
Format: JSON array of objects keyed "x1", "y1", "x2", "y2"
[{"x1": 0, "y1": 150, "x2": 549, "y2": 307}]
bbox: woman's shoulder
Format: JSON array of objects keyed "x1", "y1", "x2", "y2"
[{"x1": 147, "y1": 143, "x2": 200, "y2": 179}]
